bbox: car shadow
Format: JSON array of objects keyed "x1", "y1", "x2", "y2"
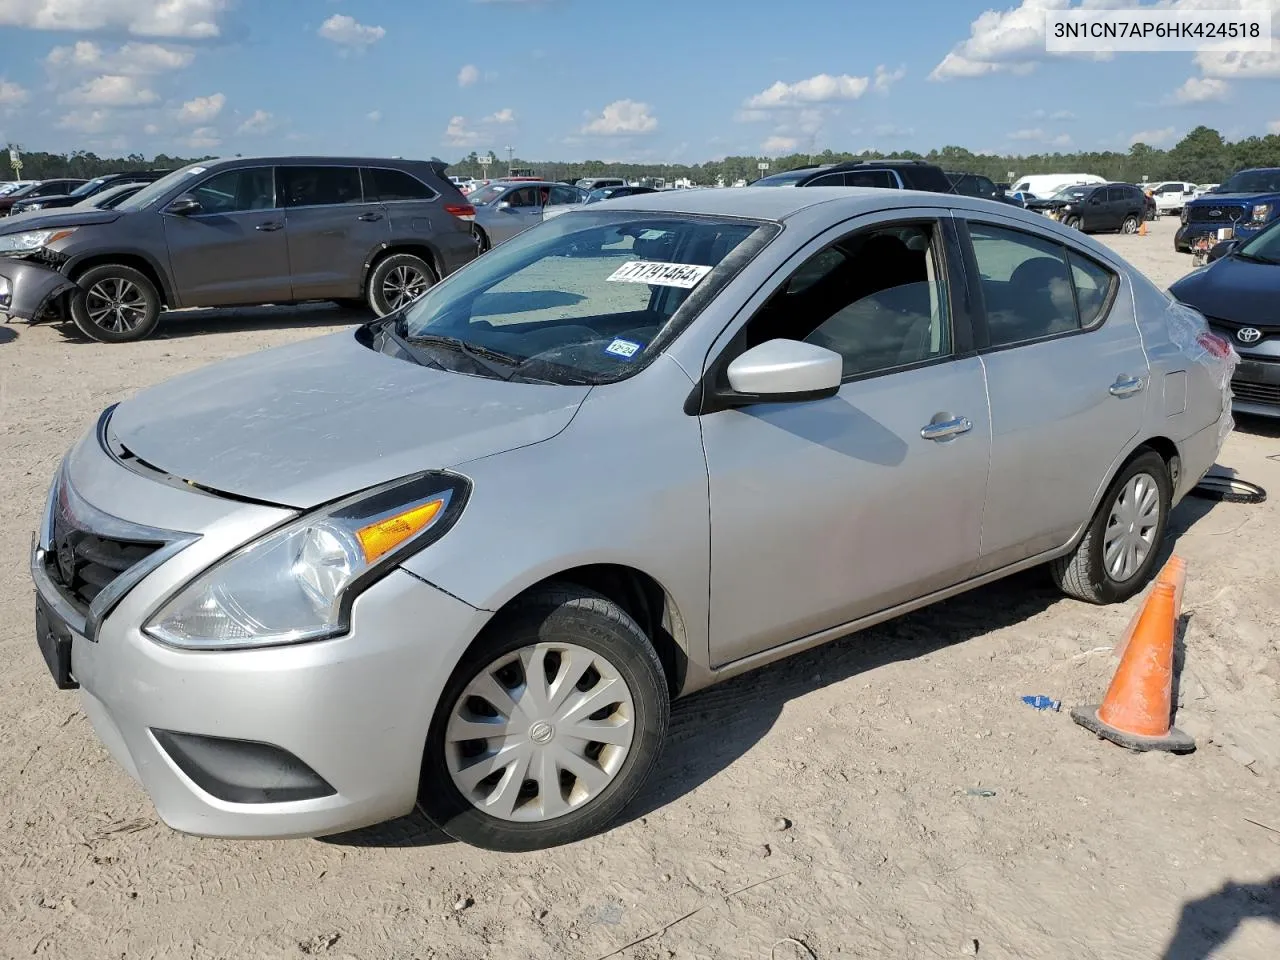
[
  {"x1": 54, "y1": 303, "x2": 370, "y2": 342},
  {"x1": 1160, "y1": 875, "x2": 1280, "y2": 959},
  {"x1": 0, "y1": 324, "x2": 17, "y2": 345},
  {"x1": 325, "y1": 567, "x2": 1068, "y2": 849},
  {"x1": 1232, "y1": 413, "x2": 1280, "y2": 439}
]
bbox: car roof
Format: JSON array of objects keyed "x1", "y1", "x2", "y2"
[{"x1": 594, "y1": 186, "x2": 943, "y2": 222}]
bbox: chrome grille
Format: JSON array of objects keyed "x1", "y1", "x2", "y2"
[{"x1": 48, "y1": 512, "x2": 163, "y2": 612}]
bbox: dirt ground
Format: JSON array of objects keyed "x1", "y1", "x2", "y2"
[{"x1": 1, "y1": 215, "x2": 1278, "y2": 960}]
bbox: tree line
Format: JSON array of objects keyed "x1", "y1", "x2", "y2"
[{"x1": 7, "y1": 126, "x2": 1278, "y2": 189}]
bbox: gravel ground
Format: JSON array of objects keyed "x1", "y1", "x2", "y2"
[{"x1": 1, "y1": 215, "x2": 1277, "y2": 960}]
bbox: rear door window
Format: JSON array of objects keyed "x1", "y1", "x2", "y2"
[
  {"x1": 279, "y1": 166, "x2": 364, "y2": 207},
  {"x1": 362, "y1": 167, "x2": 436, "y2": 202},
  {"x1": 845, "y1": 170, "x2": 898, "y2": 188}
]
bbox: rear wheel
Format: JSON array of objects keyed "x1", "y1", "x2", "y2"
[
  {"x1": 367, "y1": 253, "x2": 436, "y2": 316},
  {"x1": 70, "y1": 264, "x2": 161, "y2": 343},
  {"x1": 1051, "y1": 450, "x2": 1172, "y2": 604},
  {"x1": 418, "y1": 585, "x2": 669, "y2": 852},
  {"x1": 1121, "y1": 215, "x2": 1140, "y2": 234}
]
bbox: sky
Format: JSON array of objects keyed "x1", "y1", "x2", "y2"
[{"x1": 0, "y1": 0, "x2": 1278, "y2": 165}]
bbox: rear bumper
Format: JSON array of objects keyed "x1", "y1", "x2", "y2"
[{"x1": 0, "y1": 257, "x2": 73, "y2": 320}]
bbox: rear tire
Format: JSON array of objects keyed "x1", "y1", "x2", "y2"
[
  {"x1": 367, "y1": 253, "x2": 436, "y2": 316},
  {"x1": 1121, "y1": 215, "x2": 1140, "y2": 234},
  {"x1": 418, "y1": 585, "x2": 669, "y2": 852},
  {"x1": 1051, "y1": 450, "x2": 1172, "y2": 604},
  {"x1": 69, "y1": 264, "x2": 161, "y2": 343}
]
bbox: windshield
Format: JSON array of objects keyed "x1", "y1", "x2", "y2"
[
  {"x1": 1237, "y1": 218, "x2": 1280, "y2": 263},
  {"x1": 1054, "y1": 185, "x2": 1090, "y2": 199},
  {"x1": 68, "y1": 177, "x2": 109, "y2": 198},
  {"x1": 587, "y1": 188, "x2": 617, "y2": 202},
  {"x1": 467, "y1": 184, "x2": 508, "y2": 206},
  {"x1": 1220, "y1": 169, "x2": 1280, "y2": 194},
  {"x1": 393, "y1": 210, "x2": 775, "y2": 385},
  {"x1": 117, "y1": 162, "x2": 211, "y2": 211},
  {"x1": 751, "y1": 169, "x2": 814, "y2": 186}
]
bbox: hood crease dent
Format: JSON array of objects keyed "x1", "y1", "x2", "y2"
[{"x1": 106, "y1": 331, "x2": 592, "y2": 508}]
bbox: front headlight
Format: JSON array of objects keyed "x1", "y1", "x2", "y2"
[
  {"x1": 0, "y1": 227, "x2": 77, "y2": 254},
  {"x1": 1181, "y1": 207, "x2": 1189, "y2": 224},
  {"x1": 23, "y1": 202, "x2": 45, "y2": 211},
  {"x1": 145, "y1": 471, "x2": 470, "y2": 650},
  {"x1": 1250, "y1": 203, "x2": 1272, "y2": 222}
]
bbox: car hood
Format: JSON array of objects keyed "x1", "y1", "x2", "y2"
[
  {"x1": 0, "y1": 208, "x2": 122, "y2": 234},
  {"x1": 106, "y1": 331, "x2": 592, "y2": 509},
  {"x1": 1189, "y1": 191, "x2": 1279, "y2": 205},
  {"x1": 1168, "y1": 256, "x2": 1280, "y2": 324}
]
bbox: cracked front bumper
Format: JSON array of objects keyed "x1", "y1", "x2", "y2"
[{"x1": 0, "y1": 258, "x2": 74, "y2": 320}]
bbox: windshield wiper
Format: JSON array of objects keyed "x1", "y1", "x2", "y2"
[{"x1": 405, "y1": 333, "x2": 526, "y2": 380}]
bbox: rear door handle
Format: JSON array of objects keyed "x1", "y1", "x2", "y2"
[
  {"x1": 1109, "y1": 375, "x2": 1145, "y2": 398},
  {"x1": 357, "y1": 212, "x2": 384, "y2": 222},
  {"x1": 256, "y1": 221, "x2": 283, "y2": 232},
  {"x1": 920, "y1": 416, "x2": 973, "y2": 441}
]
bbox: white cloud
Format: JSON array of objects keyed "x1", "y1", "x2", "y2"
[
  {"x1": 1130, "y1": 126, "x2": 1177, "y2": 147},
  {"x1": 367, "y1": 109, "x2": 382, "y2": 123},
  {"x1": 486, "y1": 107, "x2": 516, "y2": 123},
  {"x1": 581, "y1": 99, "x2": 658, "y2": 135},
  {"x1": 458, "y1": 64, "x2": 480, "y2": 87},
  {"x1": 0, "y1": 78, "x2": 29, "y2": 106},
  {"x1": 873, "y1": 123, "x2": 915, "y2": 139},
  {"x1": 1173, "y1": 76, "x2": 1229, "y2": 102},
  {"x1": 1267, "y1": 119, "x2": 1280, "y2": 135},
  {"x1": 319, "y1": 13, "x2": 385, "y2": 51},
  {"x1": 744, "y1": 73, "x2": 870, "y2": 108},
  {"x1": 1194, "y1": 48, "x2": 1280, "y2": 79},
  {"x1": 63, "y1": 74, "x2": 158, "y2": 107},
  {"x1": 874, "y1": 64, "x2": 906, "y2": 94},
  {"x1": 178, "y1": 92, "x2": 225, "y2": 124},
  {"x1": 237, "y1": 109, "x2": 275, "y2": 135},
  {"x1": 182, "y1": 126, "x2": 221, "y2": 149},
  {"x1": 734, "y1": 108, "x2": 771, "y2": 123},
  {"x1": 1030, "y1": 108, "x2": 1077, "y2": 121},
  {"x1": 762, "y1": 135, "x2": 798, "y2": 153},
  {"x1": 46, "y1": 40, "x2": 193, "y2": 75},
  {"x1": 1007, "y1": 127, "x2": 1073, "y2": 147},
  {"x1": 56, "y1": 109, "x2": 112, "y2": 133},
  {"x1": 444, "y1": 115, "x2": 484, "y2": 147},
  {"x1": 143, "y1": 122, "x2": 159, "y2": 134},
  {"x1": 0, "y1": 0, "x2": 228, "y2": 38}
]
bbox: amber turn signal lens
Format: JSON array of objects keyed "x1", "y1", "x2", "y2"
[{"x1": 355, "y1": 499, "x2": 444, "y2": 563}]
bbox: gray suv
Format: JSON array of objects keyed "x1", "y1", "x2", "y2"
[{"x1": 0, "y1": 156, "x2": 480, "y2": 342}]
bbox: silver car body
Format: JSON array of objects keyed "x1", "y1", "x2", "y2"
[
  {"x1": 32, "y1": 187, "x2": 1232, "y2": 839},
  {"x1": 470, "y1": 181, "x2": 585, "y2": 246}
]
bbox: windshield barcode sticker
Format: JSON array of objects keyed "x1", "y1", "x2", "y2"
[{"x1": 606, "y1": 260, "x2": 712, "y2": 289}]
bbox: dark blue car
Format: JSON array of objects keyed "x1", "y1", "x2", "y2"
[
  {"x1": 1169, "y1": 217, "x2": 1280, "y2": 417},
  {"x1": 1175, "y1": 167, "x2": 1280, "y2": 253}
]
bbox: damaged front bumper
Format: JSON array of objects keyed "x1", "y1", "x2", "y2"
[{"x1": 0, "y1": 258, "x2": 75, "y2": 321}]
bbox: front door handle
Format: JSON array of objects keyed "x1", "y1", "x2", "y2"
[
  {"x1": 920, "y1": 416, "x2": 973, "y2": 441},
  {"x1": 357, "y1": 212, "x2": 384, "y2": 222},
  {"x1": 256, "y1": 221, "x2": 283, "y2": 232},
  {"x1": 1109, "y1": 375, "x2": 1146, "y2": 398}
]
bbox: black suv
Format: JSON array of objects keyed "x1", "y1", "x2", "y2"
[
  {"x1": 9, "y1": 170, "x2": 172, "y2": 216},
  {"x1": 0, "y1": 156, "x2": 480, "y2": 342},
  {"x1": 945, "y1": 171, "x2": 1023, "y2": 207},
  {"x1": 751, "y1": 159, "x2": 954, "y2": 193},
  {"x1": 1033, "y1": 182, "x2": 1148, "y2": 234}
]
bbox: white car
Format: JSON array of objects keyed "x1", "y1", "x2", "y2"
[{"x1": 1149, "y1": 181, "x2": 1197, "y2": 216}]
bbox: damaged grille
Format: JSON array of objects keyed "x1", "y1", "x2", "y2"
[{"x1": 47, "y1": 513, "x2": 164, "y2": 613}]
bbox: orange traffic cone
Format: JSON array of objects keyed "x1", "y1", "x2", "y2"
[
  {"x1": 1071, "y1": 579, "x2": 1195, "y2": 753},
  {"x1": 1138, "y1": 219, "x2": 1148, "y2": 237},
  {"x1": 1114, "y1": 555, "x2": 1186, "y2": 660}
]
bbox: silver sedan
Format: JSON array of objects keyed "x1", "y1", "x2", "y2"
[{"x1": 31, "y1": 187, "x2": 1236, "y2": 851}]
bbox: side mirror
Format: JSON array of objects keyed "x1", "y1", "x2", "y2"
[
  {"x1": 723, "y1": 339, "x2": 843, "y2": 404},
  {"x1": 167, "y1": 196, "x2": 202, "y2": 216},
  {"x1": 1207, "y1": 239, "x2": 1240, "y2": 263}
]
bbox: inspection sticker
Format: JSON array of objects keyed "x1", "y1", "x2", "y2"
[
  {"x1": 606, "y1": 260, "x2": 712, "y2": 289},
  {"x1": 604, "y1": 338, "x2": 643, "y2": 360}
]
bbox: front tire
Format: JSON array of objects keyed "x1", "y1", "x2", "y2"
[
  {"x1": 367, "y1": 253, "x2": 436, "y2": 317},
  {"x1": 70, "y1": 264, "x2": 161, "y2": 343},
  {"x1": 1051, "y1": 450, "x2": 1172, "y2": 604},
  {"x1": 418, "y1": 585, "x2": 669, "y2": 852},
  {"x1": 1064, "y1": 215, "x2": 1082, "y2": 231}
]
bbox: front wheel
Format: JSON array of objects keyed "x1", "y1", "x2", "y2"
[
  {"x1": 367, "y1": 253, "x2": 436, "y2": 316},
  {"x1": 418, "y1": 586, "x2": 669, "y2": 852},
  {"x1": 69, "y1": 264, "x2": 162, "y2": 343},
  {"x1": 1051, "y1": 450, "x2": 1172, "y2": 604},
  {"x1": 1064, "y1": 216, "x2": 1082, "y2": 231},
  {"x1": 1121, "y1": 215, "x2": 1140, "y2": 234}
]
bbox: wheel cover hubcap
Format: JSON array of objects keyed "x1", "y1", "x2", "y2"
[
  {"x1": 85, "y1": 277, "x2": 147, "y2": 332},
  {"x1": 381, "y1": 265, "x2": 431, "y2": 310},
  {"x1": 1103, "y1": 471, "x2": 1161, "y2": 582},
  {"x1": 444, "y1": 642, "x2": 636, "y2": 822}
]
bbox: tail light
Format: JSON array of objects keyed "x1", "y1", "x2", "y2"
[
  {"x1": 445, "y1": 203, "x2": 475, "y2": 222},
  {"x1": 1197, "y1": 331, "x2": 1233, "y2": 359}
]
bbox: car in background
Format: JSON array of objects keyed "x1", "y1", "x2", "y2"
[
  {"x1": 27, "y1": 186, "x2": 1234, "y2": 852},
  {"x1": 1169, "y1": 217, "x2": 1280, "y2": 417},
  {"x1": 1193, "y1": 183, "x2": 1221, "y2": 198},
  {"x1": 945, "y1": 171, "x2": 1023, "y2": 207},
  {"x1": 1149, "y1": 181, "x2": 1197, "y2": 217},
  {"x1": 469, "y1": 180, "x2": 585, "y2": 248},
  {"x1": 0, "y1": 182, "x2": 149, "y2": 228},
  {"x1": 541, "y1": 184, "x2": 652, "y2": 222},
  {"x1": 1009, "y1": 173, "x2": 1106, "y2": 197},
  {"x1": 0, "y1": 180, "x2": 39, "y2": 195},
  {"x1": 751, "y1": 159, "x2": 955, "y2": 193},
  {"x1": 9, "y1": 170, "x2": 172, "y2": 216},
  {"x1": 1038, "y1": 182, "x2": 1148, "y2": 234},
  {"x1": 1176, "y1": 167, "x2": 1280, "y2": 253},
  {"x1": 0, "y1": 156, "x2": 479, "y2": 342},
  {"x1": 1024, "y1": 183, "x2": 1093, "y2": 214},
  {"x1": 575, "y1": 177, "x2": 626, "y2": 192},
  {"x1": 0, "y1": 179, "x2": 87, "y2": 216}
]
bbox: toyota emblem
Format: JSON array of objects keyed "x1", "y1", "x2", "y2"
[{"x1": 1237, "y1": 327, "x2": 1262, "y2": 344}]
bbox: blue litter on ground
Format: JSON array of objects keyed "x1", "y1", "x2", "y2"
[{"x1": 1021, "y1": 695, "x2": 1061, "y2": 712}]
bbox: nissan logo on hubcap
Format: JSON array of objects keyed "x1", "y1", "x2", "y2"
[
  {"x1": 528, "y1": 721, "x2": 555, "y2": 744},
  {"x1": 1237, "y1": 327, "x2": 1262, "y2": 344}
]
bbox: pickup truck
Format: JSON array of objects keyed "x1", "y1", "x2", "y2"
[{"x1": 1175, "y1": 167, "x2": 1280, "y2": 254}]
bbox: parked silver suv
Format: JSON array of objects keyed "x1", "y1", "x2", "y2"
[{"x1": 0, "y1": 156, "x2": 480, "y2": 342}]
